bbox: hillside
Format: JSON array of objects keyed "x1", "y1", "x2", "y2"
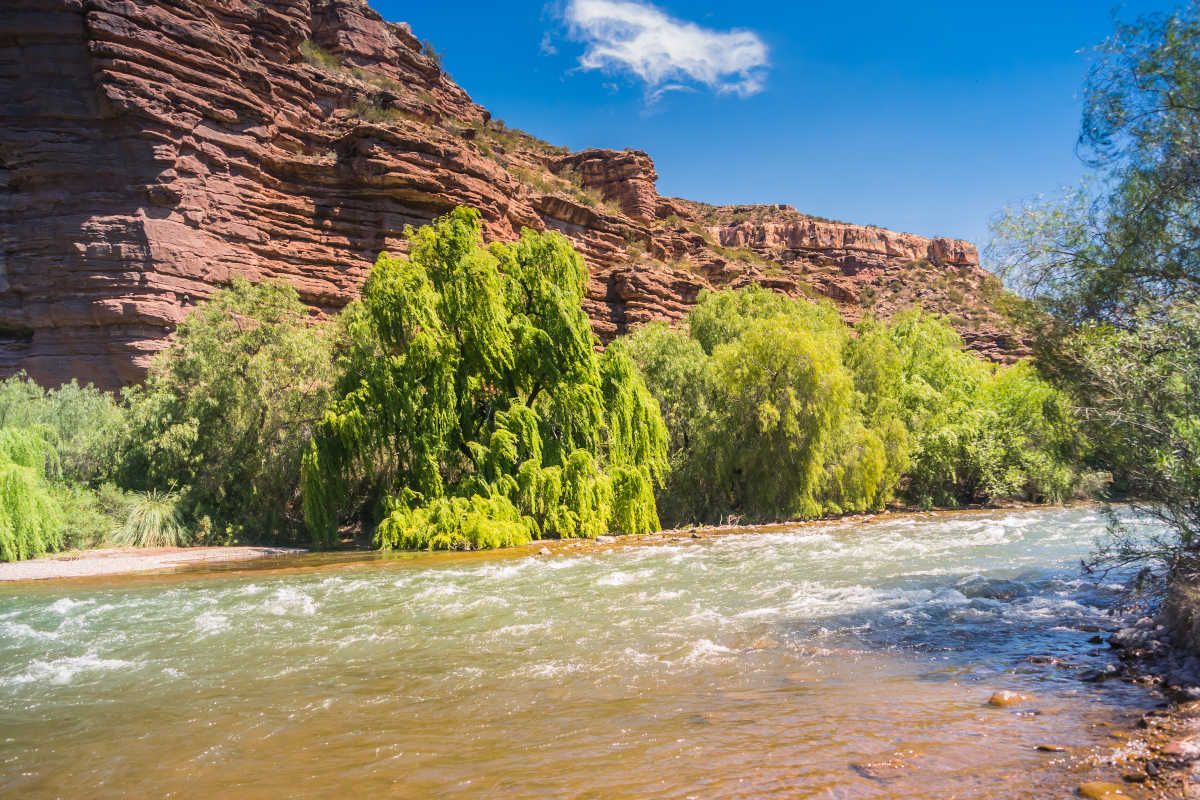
[{"x1": 1, "y1": 0, "x2": 1025, "y2": 389}]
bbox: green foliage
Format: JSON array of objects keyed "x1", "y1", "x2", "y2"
[
  {"x1": 122, "y1": 280, "x2": 334, "y2": 543},
  {"x1": 375, "y1": 494, "x2": 532, "y2": 551},
  {"x1": 0, "y1": 427, "x2": 65, "y2": 562},
  {"x1": 992, "y1": 7, "x2": 1200, "y2": 585},
  {"x1": 625, "y1": 289, "x2": 1081, "y2": 525},
  {"x1": 0, "y1": 375, "x2": 125, "y2": 483},
  {"x1": 111, "y1": 490, "x2": 190, "y2": 549},
  {"x1": 303, "y1": 207, "x2": 668, "y2": 550},
  {"x1": 0, "y1": 459, "x2": 63, "y2": 563},
  {"x1": 50, "y1": 483, "x2": 138, "y2": 551},
  {"x1": 1064, "y1": 305, "x2": 1200, "y2": 573},
  {"x1": 707, "y1": 313, "x2": 855, "y2": 519}
]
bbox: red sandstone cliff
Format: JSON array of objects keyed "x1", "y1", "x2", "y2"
[{"x1": 0, "y1": 0, "x2": 1024, "y2": 389}]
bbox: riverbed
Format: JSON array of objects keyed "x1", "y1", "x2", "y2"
[{"x1": 0, "y1": 507, "x2": 1165, "y2": 798}]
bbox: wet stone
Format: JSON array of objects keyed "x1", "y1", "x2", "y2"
[
  {"x1": 988, "y1": 690, "x2": 1032, "y2": 707},
  {"x1": 1077, "y1": 781, "x2": 1128, "y2": 799}
]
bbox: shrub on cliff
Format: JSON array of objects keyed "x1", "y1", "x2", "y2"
[
  {"x1": 301, "y1": 207, "x2": 667, "y2": 550},
  {"x1": 121, "y1": 280, "x2": 335, "y2": 544}
]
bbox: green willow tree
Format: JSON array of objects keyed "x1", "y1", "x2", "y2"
[
  {"x1": 301, "y1": 207, "x2": 668, "y2": 550},
  {"x1": 626, "y1": 288, "x2": 1081, "y2": 525},
  {"x1": 0, "y1": 428, "x2": 64, "y2": 562}
]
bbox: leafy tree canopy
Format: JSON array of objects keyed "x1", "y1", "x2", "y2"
[
  {"x1": 627, "y1": 290, "x2": 1081, "y2": 525},
  {"x1": 122, "y1": 279, "x2": 334, "y2": 543},
  {"x1": 301, "y1": 207, "x2": 668, "y2": 549}
]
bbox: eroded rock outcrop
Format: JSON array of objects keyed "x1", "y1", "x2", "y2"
[{"x1": 0, "y1": 0, "x2": 1023, "y2": 389}]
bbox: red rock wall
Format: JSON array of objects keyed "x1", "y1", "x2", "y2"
[{"x1": 0, "y1": 0, "x2": 1016, "y2": 390}]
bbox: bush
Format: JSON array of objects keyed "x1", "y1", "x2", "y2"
[
  {"x1": 0, "y1": 375, "x2": 125, "y2": 483},
  {"x1": 624, "y1": 289, "x2": 1082, "y2": 525},
  {"x1": 111, "y1": 490, "x2": 189, "y2": 548},
  {"x1": 122, "y1": 280, "x2": 334, "y2": 543}
]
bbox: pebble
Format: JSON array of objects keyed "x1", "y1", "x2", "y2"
[
  {"x1": 1036, "y1": 744, "x2": 1066, "y2": 752},
  {"x1": 596, "y1": 535, "x2": 616, "y2": 544},
  {"x1": 987, "y1": 690, "x2": 1031, "y2": 707},
  {"x1": 691, "y1": 531, "x2": 702, "y2": 539},
  {"x1": 1077, "y1": 782, "x2": 1127, "y2": 799},
  {"x1": 537, "y1": 547, "x2": 550, "y2": 556}
]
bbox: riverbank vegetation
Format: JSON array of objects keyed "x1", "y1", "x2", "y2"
[
  {"x1": 0, "y1": 209, "x2": 1090, "y2": 561},
  {"x1": 625, "y1": 289, "x2": 1081, "y2": 525},
  {"x1": 993, "y1": 4, "x2": 1200, "y2": 596},
  {"x1": 300, "y1": 208, "x2": 666, "y2": 551}
]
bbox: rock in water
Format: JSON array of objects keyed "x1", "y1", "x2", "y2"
[
  {"x1": 1077, "y1": 781, "x2": 1127, "y2": 799},
  {"x1": 0, "y1": 0, "x2": 1022, "y2": 389},
  {"x1": 987, "y1": 690, "x2": 1032, "y2": 707}
]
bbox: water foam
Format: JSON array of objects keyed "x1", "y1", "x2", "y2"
[
  {"x1": 262, "y1": 587, "x2": 317, "y2": 616},
  {"x1": 2, "y1": 652, "x2": 135, "y2": 687}
]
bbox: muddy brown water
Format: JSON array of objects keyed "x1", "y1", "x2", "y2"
[{"x1": 0, "y1": 507, "x2": 1165, "y2": 798}]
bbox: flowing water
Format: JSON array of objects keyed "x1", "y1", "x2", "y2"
[{"x1": 0, "y1": 507, "x2": 1165, "y2": 798}]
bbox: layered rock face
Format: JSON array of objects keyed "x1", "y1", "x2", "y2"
[{"x1": 0, "y1": 0, "x2": 1023, "y2": 389}]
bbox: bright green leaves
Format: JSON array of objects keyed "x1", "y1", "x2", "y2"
[
  {"x1": 599, "y1": 344, "x2": 669, "y2": 487},
  {"x1": 375, "y1": 494, "x2": 534, "y2": 551},
  {"x1": 0, "y1": 427, "x2": 64, "y2": 562},
  {"x1": 303, "y1": 207, "x2": 669, "y2": 549},
  {"x1": 627, "y1": 287, "x2": 1082, "y2": 525},
  {"x1": 711, "y1": 315, "x2": 854, "y2": 520}
]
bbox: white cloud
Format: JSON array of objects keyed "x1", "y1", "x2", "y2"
[{"x1": 564, "y1": 0, "x2": 768, "y2": 100}]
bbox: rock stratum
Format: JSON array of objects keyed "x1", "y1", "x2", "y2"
[{"x1": 1, "y1": 0, "x2": 1024, "y2": 389}]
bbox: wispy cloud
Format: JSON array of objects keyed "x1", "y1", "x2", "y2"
[{"x1": 563, "y1": 0, "x2": 768, "y2": 101}]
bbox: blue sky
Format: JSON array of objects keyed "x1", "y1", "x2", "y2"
[{"x1": 375, "y1": 1, "x2": 1178, "y2": 256}]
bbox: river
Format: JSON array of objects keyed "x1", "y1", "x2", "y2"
[{"x1": 0, "y1": 507, "x2": 1164, "y2": 798}]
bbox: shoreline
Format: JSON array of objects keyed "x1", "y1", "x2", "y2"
[
  {"x1": 0, "y1": 546, "x2": 306, "y2": 582},
  {"x1": 0, "y1": 501, "x2": 1092, "y2": 584},
  {"x1": 1088, "y1": 608, "x2": 1200, "y2": 797}
]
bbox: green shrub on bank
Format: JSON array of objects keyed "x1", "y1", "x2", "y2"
[
  {"x1": 111, "y1": 490, "x2": 189, "y2": 548},
  {"x1": 121, "y1": 280, "x2": 334, "y2": 544},
  {"x1": 625, "y1": 288, "x2": 1083, "y2": 525}
]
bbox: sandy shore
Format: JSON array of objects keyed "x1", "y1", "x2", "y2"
[{"x1": 0, "y1": 546, "x2": 306, "y2": 582}]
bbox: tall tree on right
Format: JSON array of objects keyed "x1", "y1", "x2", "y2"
[{"x1": 993, "y1": 3, "x2": 1200, "y2": 582}]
